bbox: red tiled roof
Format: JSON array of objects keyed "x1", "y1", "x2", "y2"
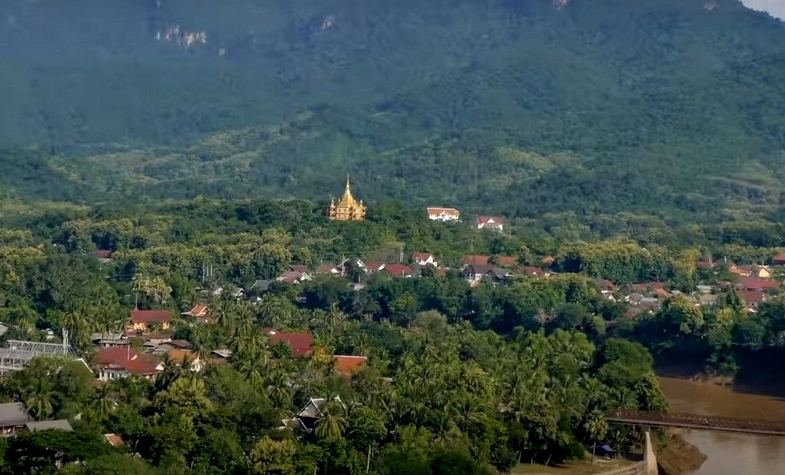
[
  {"x1": 104, "y1": 433, "x2": 124, "y2": 448},
  {"x1": 740, "y1": 277, "x2": 779, "y2": 291},
  {"x1": 462, "y1": 255, "x2": 490, "y2": 266},
  {"x1": 741, "y1": 290, "x2": 766, "y2": 304},
  {"x1": 267, "y1": 331, "x2": 313, "y2": 358},
  {"x1": 496, "y1": 256, "x2": 518, "y2": 267},
  {"x1": 773, "y1": 253, "x2": 785, "y2": 263},
  {"x1": 290, "y1": 264, "x2": 309, "y2": 273},
  {"x1": 95, "y1": 347, "x2": 163, "y2": 375},
  {"x1": 130, "y1": 309, "x2": 172, "y2": 324},
  {"x1": 696, "y1": 260, "x2": 715, "y2": 270},
  {"x1": 333, "y1": 355, "x2": 368, "y2": 376},
  {"x1": 92, "y1": 250, "x2": 113, "y2": 259},
  {"x1": 384, "y1": 263, "x2": 413, "y2": 277}
]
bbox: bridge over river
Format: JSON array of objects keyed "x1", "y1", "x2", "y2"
[{"x1": 607, "y1": 410, "x2": 785, "y2": 436}]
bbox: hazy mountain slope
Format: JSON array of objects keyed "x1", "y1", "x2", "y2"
[{"x1": 2, "y1": 0, "x2": 785, "y2": 220}]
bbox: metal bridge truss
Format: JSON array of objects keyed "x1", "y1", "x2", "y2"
[
  {"x1": 608, "y1": 410, "x2": 785, "y2": 436},
  {"x1": 0, "y1": 339, "x2": 78, "y2": 374}
]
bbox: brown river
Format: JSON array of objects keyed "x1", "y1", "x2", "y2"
[{"x1": 658, "y1": 376, "x2": 785, "y2": 475}]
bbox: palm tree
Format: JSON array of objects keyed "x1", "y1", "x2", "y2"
[
  {"x1": 315, "y1": 397, "x2": 347, "y2": 441},
  {"x1": 25, "y1": 379, "x2": 55, "y2": 419},
  {"x1": 584, "y1": 410, "x2": 609, "y2": 463},
  {"x1": 91, "y1": 383, "x2": 117, "y2": 419}
]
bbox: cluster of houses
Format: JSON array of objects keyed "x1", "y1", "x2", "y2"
[
  {"x1": 426, "y1": 207, "x2": 506, "y2": 232},
  {"x1": 89, "y1": 306, "x2": 367, "y2": 383}
]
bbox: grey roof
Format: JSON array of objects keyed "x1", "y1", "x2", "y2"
[
  {"x1": 25, "y1": 420, "x2": 73, "y2": 432},
  {"x1": 251, "y1": 280, "x2": 272, "y2": 291},
  {"x1": 0, "y1": 403, "x2": 32, "y2": 427},
  {"x1": 0, "y1": 324, "x2": 8, "y2": 337}
]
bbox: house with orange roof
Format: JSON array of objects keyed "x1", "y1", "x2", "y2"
[
  {"x1": 333, "y1": 355, "x2": 368, "y2": 377},
  {"x1": 129, "y1": 309, "x2": 172, "y2": 332}
]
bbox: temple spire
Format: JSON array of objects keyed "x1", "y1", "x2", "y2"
[{"x1": 329, "y1": 174, "x2": 366, "y2": 221}]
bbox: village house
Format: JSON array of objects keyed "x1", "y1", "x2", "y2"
[
  {"x1": 129, "y1": 309, "x2": 172, "y2": 333},
  {"x1": 362, "y1": 261, "x2": 386, "y2": 274},
  {"x1": 464, "y1": 264, "x2": 511, "y2": 285},
  {"x1": 729, "y1": 264, "x2": 753, "y2": 278},
  {"x1": 167, "y1": 348, "x2": 204, "y2": 373},
  {"x1": 283, "y1": 396, "x2": 346, "y2": 434},
  {"x1": 316, "y1": 263, "x2": 341, "y2": 276},
  {"x1": 426, "y1": 207, "x2": 461, "y2": 222},
  {"x1": 384, "y1": 263, "x2": 414, "y2": 278},
  {"x1": 742, "y1": 290, "x2": 767, "y2": 312},
  {"x1": 475, "y1": 216, "x2": 505, "y2": 232},
  {"x1": 265, "y1": 330, "x2": 314, "y2": 358},
  {"x1": 739, "y1": 277, "x2": 780, "y2": 292},
  {"x1": 333, "y1": 355, "x2": 368, "y2": 377},
  {"x1": 773, "y1": 253, "x2": 785, "y2": 266},
  {"x1": 94, "y1": 347, "x2": 164, "y2": 381},
  {"x1": 0, "y1": 403, "x2": 32, "y2": 436},
  {"x1": 412, "y1": 252, "x2": 438, "y2": 267},
  {"x1": 276, "y1": 270, "x2": 312, "y2": 285},
  {"x1": 182, "y1": 304, "x2": 209, "y2": 321},
  {"x1": 462, "y1": 255, "x2": 490, "y2": 266},
  {"x1": 91, "y1": 332, "x2": 128, "y2": 348}
]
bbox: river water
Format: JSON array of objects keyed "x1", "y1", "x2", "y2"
[{"x1": 658, "y1": 376, "x2": 785, "y2": 475}]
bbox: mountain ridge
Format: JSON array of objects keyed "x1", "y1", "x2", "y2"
[{"x1": 2, "y1": 0, "x2": 785, "y2": 221}]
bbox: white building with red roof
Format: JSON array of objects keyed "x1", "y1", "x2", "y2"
[
  {"x1": 475, "y1": 216, "x2": 505, "y2": 232},
  {"x1": 412, "y1": 252, "x2": 437, "y2": 267},
  {"x1": 94, "y1": 347, "x2": 164, "y2": 381},
  {"x1": 426, "y1": 207, "x2": 461, "y2": 222}
]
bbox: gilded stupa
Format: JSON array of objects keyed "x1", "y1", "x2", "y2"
[{"x1": 329, "y1": 176, "x2": 366, "y2": 221}]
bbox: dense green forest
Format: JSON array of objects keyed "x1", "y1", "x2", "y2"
[{"x1": 2, "y1": 0, "x2": 785, "y2": 221}]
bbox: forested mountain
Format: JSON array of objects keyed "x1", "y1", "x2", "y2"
[{"x1": 2, "y1": 0, "x2": 785, "y2": 220}]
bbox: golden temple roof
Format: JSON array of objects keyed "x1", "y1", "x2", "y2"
[{"x1": 337, "y1": 175, "x2": 361, "y2": 208}]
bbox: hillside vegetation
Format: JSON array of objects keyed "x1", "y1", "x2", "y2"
[{"x1": 2, "y1": 0, "x2": 785, "y2": 221}]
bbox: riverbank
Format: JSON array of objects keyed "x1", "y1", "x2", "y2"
[
  {"x1": 511, "y1": 458, "x2": 634, "y2": 475},
  {"x1": 655, "y1": 351, "x2": 785, "y2": 399}
]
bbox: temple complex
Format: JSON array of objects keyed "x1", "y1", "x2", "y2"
[{"x1": 329, "y1": 176, "x2": 366, "y2": 221}]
